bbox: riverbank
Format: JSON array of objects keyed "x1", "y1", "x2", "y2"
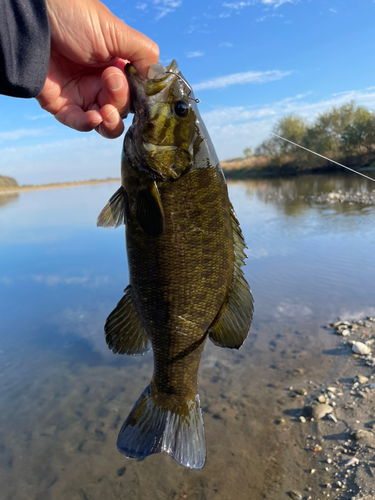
[
  {"x1": 0, "y1": 178, "x2": 120, "y2": 195},
  {"x1": 221, "y1": 151, "x2": 375, "y2": 179}
]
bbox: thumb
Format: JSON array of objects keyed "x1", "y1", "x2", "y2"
[{"x1": 106, "y1": 19, "x2": 159, "y2": 78}]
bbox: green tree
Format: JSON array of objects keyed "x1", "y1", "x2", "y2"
[
  {"x1": 341, "y1": 107, "x2": 375, "y2": 153},
  {"x1": 255, "y1": 114, "x2": 306, "y2": 156},
  {"x1": 243, "y1": 147, "x2": 253, "y2": 158}
]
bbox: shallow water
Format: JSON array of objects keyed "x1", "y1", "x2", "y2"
[{"x1": 0, "y1": 172, "x2": 374, "y2": 499}]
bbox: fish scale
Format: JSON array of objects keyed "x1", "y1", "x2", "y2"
[{"x1": 97, "y1": 59, "x2": 253, "y2": 469}]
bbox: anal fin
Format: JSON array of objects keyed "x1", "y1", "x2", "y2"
[
  {"x1": 105, "y1": 285, "x2": 151, "y2": 355},
  {"x1": 97, "y1": 186, "x2": 127, "y2": 228},
  {"x1": 208, "y1": 202, "x2": 254, "y2": 349}
]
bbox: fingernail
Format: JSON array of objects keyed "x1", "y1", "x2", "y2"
[
  {"x1": 104, "y1": 109, "x2": 118, "y2": 125},
  {"x1": 105, "y1": 73, "x2": 124, "y2": 91}
]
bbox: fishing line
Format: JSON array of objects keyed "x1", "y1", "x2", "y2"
[
  {"x1": 196, "y1": 99, "x2": 375, "y2": 183},
  {"x1": 271, "y1": 133, "x2": 375, "y2": 183}
]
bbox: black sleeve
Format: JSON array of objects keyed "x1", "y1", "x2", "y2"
[{"x1": 0, "y1": 0, "x2": 50, "y2": 98}]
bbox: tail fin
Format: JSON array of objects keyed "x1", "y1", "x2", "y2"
[{"x1": 117, "y1": 384, "x2": 206, "y2": 469}]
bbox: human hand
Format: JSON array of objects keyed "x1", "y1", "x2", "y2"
[{"x1": 36, "y1": 0, "x2": 159, "y2": 138}]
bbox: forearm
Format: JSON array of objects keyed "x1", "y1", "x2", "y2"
[{"x1": 0, "y1": 0, "x2": 50, "y2": 98}]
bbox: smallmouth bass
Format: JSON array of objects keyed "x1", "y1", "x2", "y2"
[{"x1": 97, "y1": 60, "x2": 253, "y2": 469}]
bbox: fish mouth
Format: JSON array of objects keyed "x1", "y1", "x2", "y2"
[{"x1": 124, "y1": 61, "x2": 179, "y2": 114}]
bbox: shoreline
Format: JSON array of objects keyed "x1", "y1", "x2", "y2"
[{"x1": 0, "y1": 178, "x2": 120, "y2": 195}]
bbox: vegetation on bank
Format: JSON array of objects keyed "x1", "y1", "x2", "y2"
[
  {"x1": 0, "y1": 175, "x2": 18, "y2": 189},
  {"x1": 222, "y1": 102, "x2": 375, "y2": 178}
]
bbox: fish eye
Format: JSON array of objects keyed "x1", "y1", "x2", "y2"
[{"x1": 174, "y1": 101, "x2": 189, "y2": 118}]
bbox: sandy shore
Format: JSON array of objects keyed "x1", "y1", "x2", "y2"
[{"x1": 0, "y1": 178, "x2": 120, "y2": 195}]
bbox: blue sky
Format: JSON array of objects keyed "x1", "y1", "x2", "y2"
[{"x1": 1, "y1": 0, "x2": 375, "y2": 185}]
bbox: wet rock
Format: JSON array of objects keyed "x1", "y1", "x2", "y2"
[
  {"x1": 351, "y1": 429, "x2": 374, "y2": 441},
  {"x1": 312, "y1": 403, "x2": 333, "y2": 420},
  {"x1": 295, "y1": 388, "x2": 307, "y2": 396},
  {"x1": 288, "y1": 491, "x2": 302, "y2": 500},
  {"x1": 352, "y1": 341, "x2": 371, "y2": 355},
  {"x1": 355, "y1": 375, "x2": 369, "y2": 384}
]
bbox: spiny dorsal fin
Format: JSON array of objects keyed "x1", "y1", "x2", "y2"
[
  {"x1": 208, "y1": 202, "x2": 254, "y2": 349},
  {"x1": 136, "y1": 181, "x2": 164, "y2": 237},
  {"x1": 97, "y1": 187, "x2": 127, "y2": 228},
  {"x1": 105, "y1": 285, "x2": 151, "y2": 355}
]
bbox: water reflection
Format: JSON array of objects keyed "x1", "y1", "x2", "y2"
[
  {"x1": 239, "y1": 169, "x2": 375, "y2": 218},
  {"x1": 0, "y1": 176, "x2": 375, "y2": 500},
  {"x1": 0, "y1": 192, "x2": 19, "y2": 208}
]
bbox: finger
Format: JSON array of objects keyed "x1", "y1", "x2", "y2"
[
  {"x1": 95, "y1": 104, "x2": 124, "y2": 139},
  {"x1": 97, "y1": 66, "x2": 130, "y2": 117},
  {"x1": 54, "y1": 104, "x2": 103, "y2": 132},
  {"x1": 108, "y1": 20, "x2": 159, "y2": 78}
]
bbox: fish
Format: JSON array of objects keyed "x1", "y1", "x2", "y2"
[{"x1": 97, "y1": 60, "x2": 254, "y2": 469}]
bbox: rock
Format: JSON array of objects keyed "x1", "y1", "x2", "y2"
[
  {"x1": 370, "y1": 383, "x2": 375, "y2": 389},
  {"x1": 351, "y1": 429, "x2": 374, "y2": 441},
  {"x1": 296, "y1": 388, "x2": 307, "y2": 396},
  {"x1": 312, "y1": 403, "x2": 333, "y2": 420},
  {"x1": 355, "y1": 375, "x2": 369, "y2": 384},
  {"x1": 352, "y1": 341, "x2": 371, "y2": 355},
  {"x1": 299, "y1": 416, "x2": 306, "y2": 423},
  {"x1": 289, "y1": 491, "x2": 302, "y2": 500},
  {"x1": 276, "y1": 418, "x2": 286, "y2": 425},
  {"x1": 341, "y1": 328, "x2": 350, "y2": 336},
  {"x1": 346, "y1": 457, "x2": 359, "y2": 466},
  {"x1": 317, "y1": 394, "x2": 326, "y2": 403}
]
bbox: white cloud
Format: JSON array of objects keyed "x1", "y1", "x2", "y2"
[
  {"x1": 219, "y1": 42, "x2": 233, "y2": 47},
  {"x1": 222, "y1": 0, "x2": 298, "y2": 10},
  {"x1": 329, "y1": 8, "x2": 337, "y2": 13},
  {"x1": 136, "y1": 3, "x2": 148, "y2": 9},
  {"x1": 32, "y1": 274, "x2": 109, "y2": 288},
  {"x1": 186, "y1": 51, "x2": 205, "y2": 58},
  {"x1": 0, "y1": 134, "x2": 123, "y2": 185},
  {"x1": 193, "y1": 69, "x2": 292, "y2": 90},
  {"x1": 262, "y1": 0, "x2": 299, "y2": 7},
  {"x1": 200, "y1": 86, "x2": 375, "y2": 160},
  {"x1": 0, "y1": 128, "x2": 51, "y2": 141},
  {"x1": 222, "y1": 1, "x2": 252, "y2": 9},
  {"x1": 153, "y1": 0, "x2": 182, "y2": 20}
]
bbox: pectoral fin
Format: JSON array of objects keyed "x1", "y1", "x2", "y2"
[
  {"x1": 97, "y1": 187, "x2": 127, "y2": 228},
  {"x1": 136, "y1": 181, "x2": 164, "y2": 237},
  {"x1": 208, "y1": 203, "x2": 254, "y2": 349},
  {"x1": 105, "y1": 285, "x2": 151, "y2": 355}
]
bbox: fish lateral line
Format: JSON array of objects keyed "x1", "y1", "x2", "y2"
[{"x1": 271, "y1": 133, "x2": 375, "y2": 183}]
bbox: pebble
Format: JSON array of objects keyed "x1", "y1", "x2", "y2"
[
  {"x1": 289, "y1": 491, "x2": 302, "y2": 500},
  {"x1": 276, "y1": 418, "x2": 286, "y2": 425},
  {"x1": 299, "y1": 416, "x2": 306, "y2": 423},
  {"x1": 317, "y1": 394, "x2": 326, "y2": 403},
  {"x1": 355, "y1": 375, "x2": 369, "y2": 384},
  {"x1": 351, "y1": 429, "x2": 374, "y2": 441},
  {"x1": 346, "y1": 457, "x2": 359, "y2": 466},
  {"x1": 370, "y1": 383, "x2": 375, "y2": 389},
  {"x1": 352, "y1": 341, "x2": 371, "y2": 355},
  {"x1": 312, "y1": 404, "x2": 334, "y2": 420}
]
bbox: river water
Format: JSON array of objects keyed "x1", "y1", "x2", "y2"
[{"x1": 0, "y1": 172, "x2": 374, "y2": 500}]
